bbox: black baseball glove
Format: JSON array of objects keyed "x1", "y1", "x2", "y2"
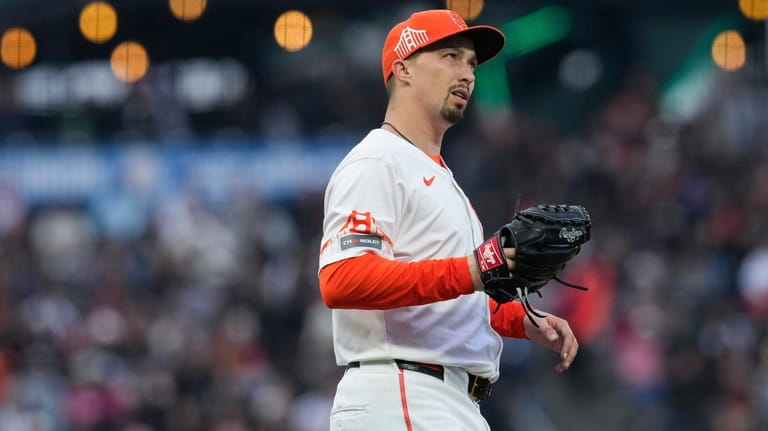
[{"x1": 473, "y1": 204, "x2": 592, "y2": 325}]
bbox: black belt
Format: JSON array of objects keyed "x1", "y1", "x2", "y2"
[{"x1": 346, "y1": 359, "x2": 492, "y2": 401}]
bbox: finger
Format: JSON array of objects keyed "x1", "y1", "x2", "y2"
[
  {"x1": 556, "y1": 333, "x2": 578, "y2": 372},
  {"x1": 567, "y1": 339, "x2": 580, "y2": 367},
  {"x1": 546, "y1": 327, "x2": 560, "y2": 344},
  {"x1": 503, "y1": 248, "x2": 516, "y2": 270},
  {"x1": 536, "y1": 317, "x2": 560, "y2": 346},
  {"x1": 556, "y1": 343, "x2": 578, "y2": 373},
  {"x1": 559, "y1": 333, "x2": 574, "y2": 360},
  {"x1": 558, "y1": 348, "x2": 568, "y2": 369}
]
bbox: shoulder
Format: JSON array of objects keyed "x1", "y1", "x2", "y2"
[
  {"x1": 349, "y1": 129, "x2": 404, "y2": 159},
  {"x1": 335, "y1": 129, "x2": 411, "y2": 170}
]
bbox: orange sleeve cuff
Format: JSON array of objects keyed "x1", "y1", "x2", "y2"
[
  {"x1": 319, "y1": 252, "x2": 475, "y2": 309},
  {"x1": 489, "y1": 299, "x2": 529, "y2": 339}
]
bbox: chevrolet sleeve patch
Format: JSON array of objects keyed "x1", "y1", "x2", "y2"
[{"x1": 340, "y1": 234, "x2": 383, "y2": 251}]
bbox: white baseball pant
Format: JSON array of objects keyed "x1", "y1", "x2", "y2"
[{"x1": 329, "y1": 360, "x2": 491, "y2": 431}]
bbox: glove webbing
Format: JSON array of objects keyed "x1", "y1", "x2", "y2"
[{"x1": 497, "y1": 225, "x2": 589, "y2": 328}]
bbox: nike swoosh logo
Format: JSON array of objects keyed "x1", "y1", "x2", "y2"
[{"x1": 423, "y1": 176, "x2": 435, "y2": 186}]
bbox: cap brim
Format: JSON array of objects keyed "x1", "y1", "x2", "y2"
[{"x1": 462, "y1": 26, "x2": 506, "y2": 64}]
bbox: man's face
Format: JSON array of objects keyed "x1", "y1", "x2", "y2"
[{"x1": 407, "y1": 35, "x2": 478, "y2": 124}]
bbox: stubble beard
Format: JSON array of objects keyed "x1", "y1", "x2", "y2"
[
  {"x1": 440, "y1": 86, "x2": 469, "y2": 124},
  {"x1": 440, "y1": 103, "x2": 464, "y2": 124}
]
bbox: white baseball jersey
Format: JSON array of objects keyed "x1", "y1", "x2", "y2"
[{"x1": 319, "y1": 128, "x2": 503, "y2": 380}]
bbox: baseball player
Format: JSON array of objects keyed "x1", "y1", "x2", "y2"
[{"x1": 318, "y1": 10, "x2": 581, "y2": 430}]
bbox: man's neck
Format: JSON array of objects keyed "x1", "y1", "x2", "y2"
[{"x1": 382, "y1": 108, "x2": 449, "y2": 156}]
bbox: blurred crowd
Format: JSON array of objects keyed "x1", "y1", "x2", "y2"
[
  {"x1": 446, "y1": 68, "x2": 768, "y2": 431},
  {"x1": 1, "y1": 54, "x2": 768, "y2": 431}
]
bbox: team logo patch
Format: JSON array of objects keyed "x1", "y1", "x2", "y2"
[
  {"x1": 446, "y1": 10, "x2": 467, "y2": 29},
  {"x1": 394, "y1": 26, "x2": 430, "y2": 59},
  {"x1": 340, "y1": 234, "x2": 383, "y2": 250}
]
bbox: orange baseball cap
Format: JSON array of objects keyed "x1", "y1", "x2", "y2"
[{"x1": 381, "y1": 9, "x2": 506, "y2": 84}]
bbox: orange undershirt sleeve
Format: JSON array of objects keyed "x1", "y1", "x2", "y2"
[
  {"x1": 319, "y1": 252, "x2": 475, "y2": 309},
  {"x1": 489, "y1": 299, "x2": 529, "y2": 339},
  {"x1": 319, "y1": 252, "x2": 528, "y2": 339}
]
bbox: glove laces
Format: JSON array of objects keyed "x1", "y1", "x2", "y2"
[
  {"x1": 517, "y1": 278, "x2": 589, "y2": 328},
  {"x1": 493, "y1": 210, "x2": 589, "y2": 328},
  {"x1": 503, "y1": 226, "x2": 589, "y2": 328}
]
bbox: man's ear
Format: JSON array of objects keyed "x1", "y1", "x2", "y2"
[{"x1": 391, "y1": 59, "x2": 412, "y2": 84}]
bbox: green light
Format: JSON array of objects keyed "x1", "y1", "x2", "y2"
[
  {"x1": 501, "y1": 6, "x2": 572, "y2": 58},
  {"x1": 475, "y1": 63, "x2": 511, "y2": 107},
  {"x1": 476, "y1": 6, "x2": 572, "y2": 110},
  {"x1": 660, "y1": 13, "x2": 741, "y2": 121}
]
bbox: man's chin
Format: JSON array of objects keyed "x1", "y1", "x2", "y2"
[{"x1": 441, "y1": 106, "x2": 465, "y2": 124}]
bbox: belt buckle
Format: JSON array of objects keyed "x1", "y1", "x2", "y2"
[{"x1": 468, "y1": 374, "x2": 492, "y2": 401}]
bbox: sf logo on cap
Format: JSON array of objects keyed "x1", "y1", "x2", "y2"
[{"x1": 394, "y1": 26, "x2": 430, "y2": 59}]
